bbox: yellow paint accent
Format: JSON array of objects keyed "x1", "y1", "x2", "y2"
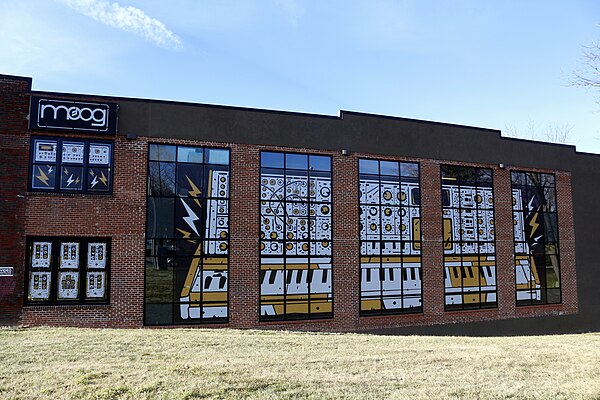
[
  {"x1": 412, "y1": 218, "x2": 421, "y2": 249},
  {"x1": 180, "y1": 243, "x2": 203, "y2": 297},
  {"x1": 445, "y1": 256, "x2": 461, "y2": 262},
  {"x1": 360, "y1": 256, "x2": 421, "y2": 263},
  {"x1": 207, "y1": 170, "x2": 213, "y2": 196},
  {"x1": 310, "y1": 301, "x2": 332, "y2": 314},
  {"x1": 203, "y1": 256, "x2": 227, "y2": 264},
  {"x1": 99, "y1": 171, "x2": 108, "y2": 186},
  {"x1": 361, "y1": 299, "x2": 381, "y2": 311},
  {"x1": 189, "y1": 292, "x2": 228, "y2": 302},
  {"x1": 180, "y1": 258, "x2": 200, "y2": 298},
  {"x1": 463, "y1": 294, "x2": 480, "y2": 304},
  {"x1": 35, "y1": 166, "x2": 50, "y2": 186},
  {"x1": 260, "y1": 262, "x2": 324, "y2": 271},
  {"x1": 176, "y1": 228, "x2": 191, "y2": 239},
  {"x1": 443, "y1": 219, "x2": 453, "y2": 249},
  {"x1": 529, "y1": 207, "x2": 541, "y2": 238},
  {"x1": 261, "y1": 264, "x2": 285, "y2": 270}
]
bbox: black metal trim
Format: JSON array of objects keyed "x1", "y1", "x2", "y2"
[{"x1": 24, "y1": 236, "x2": 111, "y2": 306}]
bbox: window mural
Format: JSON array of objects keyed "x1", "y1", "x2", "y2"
[
  {"x1": 26, "y1": 237, "x2": 110, "y2": 304},
  {"x1": 359, "y1": 159, "x2": 422, "y2": 315},
  {"x1": 441, "y1": 166, "x2": 497, "y2": 310},
  {"x1": 512, "y1": 172, "x2": 561, "y2": 305},
  {"x1": 145, "y1": 144, "x2": 230, "y2": 325},
  {"x1": 29, "y1": 137, "x2": 113, "y2": 194},
  {"x1": 259, "y1": 152, "x2": 333, "y2": 321}
]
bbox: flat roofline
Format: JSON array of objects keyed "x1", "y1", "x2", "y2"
[
  {"x1": 4, "y1": 73, "x2": 589, "y2": 154},
  {"x1": 28, "y1": 89, "x2": 500, "y2": 132},
  {"x1": 340, "y1": 110, "x2": 501, "y2": 133}
]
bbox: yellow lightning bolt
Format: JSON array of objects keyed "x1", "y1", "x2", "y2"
[
  {"x1": 99, "y1": 171, "x2": 108, "y2": 186},
  {"x1": 75, "y1": 177, "x2": 80, "y2": 184},
  {"x1": 528, "y1": 207, "x2": 541, "y2": 238},
  {"x1": 186, "y1": 175, "x2": 202, "y2": 198},
  {"x1": 176, "y1": 228, "x2": 191, "y2": 238},
  {"x1": 36, "y1": 166, "x2": 50, "y2": 186}
]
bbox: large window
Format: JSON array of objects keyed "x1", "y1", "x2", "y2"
[
  {"x1": 441, "y1": 166, "x2": 497, "y2": 310},
  {"x1": 359, "y1": 159, "x2": 422, "y2": 315},
  {"x1": 25, "y1": 237, "x2": 110, "y2": 304},
  {"x1": 259, "y1": 152, "x2": 333, "y2": 321},
  {"x1": 512, "y1": 172, "x2": 561, "y2": 305},
  {"x1": 29, "y1": 137, "x2": 113, "y2": 194},
  {"x1": 145, "y1": 144, "x2": 230, "y2": 325}
]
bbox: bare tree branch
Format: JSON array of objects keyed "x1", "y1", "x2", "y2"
[
  {"x1": 572, "y1": 41, "x2": 600, "y2": 88},
  {"x1": 502, "y1": 120, "x2": 573, "y2": 144}
]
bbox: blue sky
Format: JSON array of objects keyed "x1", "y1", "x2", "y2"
[{"x1": 1, "y1": 1, "x2": 599, "y2": 152}]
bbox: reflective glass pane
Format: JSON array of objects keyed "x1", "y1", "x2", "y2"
[
  {"x1": 541, "y1": 173, "x2": 556, "y2": 187},
  {"x1": 145, "y1": 304, "x2": 173, "y2": 325},
  {"x1": 359, "y1": 159, "x2": 379, "y2": 175},
  {"x1": 286, "y1": 153, "x2": 308, "y2": 170},
  {"x1": 543, "y1": 187, "x2": 557, "y2": 212},
  {"x1": 59, "y1": 166, "x2": 84, "y2": 191},
  {"x1": 149, "y1": 144, "x2": 176, "y2": 161},
  {"x1": 309, "y1": 155, "x2": 331, "y2": 171},
  {"x1": 146, "y1": 197, "x2": 175, "y2": 238},
  {"x1": 176, "y1": 164, "x2": 203, "y2": 197},
  {"x1": 177, "y1": 147, "x2": 203, "y2": 163},
  {"x1": 543, "y1": 213, "x2": 558, "y2": 243},
  {"x1": 400, "y1": 162, "x2": 419, "y2": 178},
  {"x1": 261, "y1": 152, "x2": 284, "y2": 168},
  {"x1": 145, "y1": 257, "x2": 173, "y2": 303},
  {"x1": 380, "y1": 161, "x2": 399, "y2": 177},
  {"x1": 206, "y1": 148, "x2": 229, "y2": 165},
  {"x1": 148, "y1": 162, "x2": 175, "y2": 196}
]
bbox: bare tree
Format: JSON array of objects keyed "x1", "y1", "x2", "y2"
[
  {"x1": 503, "y1": 119, "x2": 573, "y2": 144},
  {"x1": 572, "y1": 41, "x2": 600, "y2": 90}
]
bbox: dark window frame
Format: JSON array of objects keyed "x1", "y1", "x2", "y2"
[
  {"x1": 441, "y1": 165, "x2": 498, "y2": 311},
  {"x1": 28, "y1": 136, "x2": 114, "y2": 194},
  {"x1": 259, "y1": 150, "x2": 334, "y2": 322},
  {"x1": 358, "y1": 158, "x2": 423, "y2": 317},
  {"x1": 511, "y1": 171, "x2": 562, "y2": 306},
  {"x1": 24, "y1": 236, "x2": 111, "y2": 306},
  {"x1": 144, "y1": 143, "x2": 231, "y2": 326}
]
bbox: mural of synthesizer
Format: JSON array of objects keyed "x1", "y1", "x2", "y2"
[
  {"x1": 441, "y1": 166, "x2": 497, "y2": 310},
  {"x1": 359, "y1": 159, "x2": 422, "y2": 315},
  {"x1": 511, "y1": 172, "x2": 561, "y2": 305},
  {"x1": 178, "y1": 168, "x2": 230, "y2": 321},
  {"x1": 259, "y1": 152, "x2": 333, "y2": 321},
  {"x1": 145, "y1": 145, "x2": 230, "y2": 325}
]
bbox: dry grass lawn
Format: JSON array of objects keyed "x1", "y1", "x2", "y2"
[{"x1": 0, "y1": 327, "x2": 599, "y2": 399}]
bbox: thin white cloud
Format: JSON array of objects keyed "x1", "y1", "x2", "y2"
[{"x1": 59, "y1": 0, "x2": 182, "y2": 49}]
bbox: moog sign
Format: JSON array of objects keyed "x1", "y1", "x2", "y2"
[{"x1": 29, "y1": 96, "x2": 118, "y2": 134}]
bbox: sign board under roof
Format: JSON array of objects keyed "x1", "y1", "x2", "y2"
[{"x1": 29, "y1": 96, "x2": 118, "y2": 134}]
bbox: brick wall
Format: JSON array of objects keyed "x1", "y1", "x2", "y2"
[
  {"x1": 0, "y1": 76, "x2": 30, "y2": 325},
  {"x1": 1, "y1": 75, "x2": 578, "y2": 331},
  {"x1": 21, "y1": 135, "x2": 147, "y2": 327}
]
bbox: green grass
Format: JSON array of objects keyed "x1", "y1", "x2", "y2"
[{"x1": 0, "y1": 327, "x2": 599, "y2": 399}]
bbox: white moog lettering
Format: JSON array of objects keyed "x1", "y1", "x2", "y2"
[{"x1": 39, "y1": 103, "x2": 108, "y2": 128}]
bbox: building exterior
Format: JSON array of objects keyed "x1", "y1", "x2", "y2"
[{"x1": 0, "y1": 73, "x2": 596, "y2": 335}]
